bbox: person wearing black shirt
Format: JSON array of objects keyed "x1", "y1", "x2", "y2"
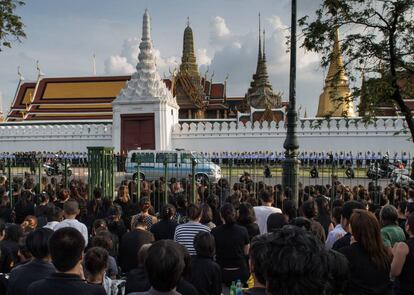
[
  {"x1": 118, "y1": 215, "x2": 154, "y2": 273},
  {"x1": 28, "y1": 227, "x2": 105, "y2": 295},
  {"x1": 339, "y1": 210, "x2": 391, "y2": 295},
  {"x1": 0, "y1": 224, "x2": 22, "y2": 273},
  {"x1": 333, "y1": 201, "x2": 365, "y2": 251},
  {"x1": 150, "y1": 204, "x2": 177, "y2": 241},
  {"x1": 237, "y1": 202, "x2": 260, "y2": 241},
  {"x1": 190, "y1": 232, "x2": 222, "y2": 295},
  {"x1": 125, "y1": 244, "x2": 151, "y2": 294},
  {"x1": 8, "y1": 228, "x2": 55, "y2": 295},
  {"x1": 211, "y1": 203, "x2": 250, "y2": 286}
]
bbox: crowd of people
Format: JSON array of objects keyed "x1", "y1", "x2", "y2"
[
  {"x1": 0, "y1": 150, "x2": 413, "y2": 170},
  {"x1": 0, "y1": 171, "x2": 413, "y2": 295}
]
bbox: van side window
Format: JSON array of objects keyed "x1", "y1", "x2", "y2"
[
  {"x1": 131, "y1": 152, "x2": 154, "y2": 163},
  {"x1": 181, "y1": 153, "x2": 192, "y2": 164},
  {"x1": 156, "y1": 153, "x2": 177, "y2": 164}
]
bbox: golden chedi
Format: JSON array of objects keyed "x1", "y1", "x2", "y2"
[{"x1": 316, "y1": 30, "x2": 355, "y2": 117}]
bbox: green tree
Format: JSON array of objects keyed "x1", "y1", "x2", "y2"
[
  {"x1": 0, "y1": 0, "x2": 25, "y2": 51},
  {"x1": 300, "y1": 0, "x2": 414, "y2": 142}
]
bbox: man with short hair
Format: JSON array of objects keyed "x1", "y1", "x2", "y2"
[
  {"x1": 244, "y1": 235, "x2": 268, "y2": 295},
  {"x1": 174, "y1": 203, "x2": 210, "y2": 256},
  {"x1": 27, "y1": 228, "x2": 105, "y2": 295},
  {"x1": 129, "y1": 240, "x2": 184, "y2": 295},
  {"x1": 332, "y1": 201, "x2": 365, "y2": 251},
  {"x1": 254, "y1": 191, "x2": 282, "y2": 234},
  {"x1": 54, "y1": 200, "x2": 88, "y2": 245},
  {"x1": 7, "y1": 228, "x2": 55, "y2": 295}
]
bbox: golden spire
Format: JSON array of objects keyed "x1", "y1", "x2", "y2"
[
  {"x1": 316, "y1": 29, "x2": 355, "y2": 117},
  {"x1": 180, "y1": 18, "x2": 200, "y2": 78}
]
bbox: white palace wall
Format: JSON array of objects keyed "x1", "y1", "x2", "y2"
[
  {"x1": 171, "y1": 118, "x2": 413, "y2": 153},
  {"x1": 0, "y1": 122, "x2": 112, "y2": 152},
  {"x1": 0, "y1": 117, "x2": 412, "y2": 153}
]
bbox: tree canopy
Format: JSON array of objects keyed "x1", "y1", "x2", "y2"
[
  {"x1": 0, "y1": 0, "x2": 25, "y2": 51},
  {"x1": 300, "y1": 0, "x2": 414, "y2": 142}
]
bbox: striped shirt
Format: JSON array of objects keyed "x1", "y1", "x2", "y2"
[{"x1": 174, "y1": 221, "x2": 211, "y2": 255}]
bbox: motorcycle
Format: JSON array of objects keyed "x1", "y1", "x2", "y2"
[
  {"x1": 366, "y1": 163, "x2": 394, "y2": 180},
  {"x1": 43, "y1": 163, "x2": 72, "y2": 177},
  {"x1": 390, "y1": 168, "x2": 414, "y2": 187}
]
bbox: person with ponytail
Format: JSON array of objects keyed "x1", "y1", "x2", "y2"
[
  {"x1": 211, "y1": 203, "x2": 250, "y2": 287},
  {"x1": 150, "y1": 204, "x2": 178, "y2": 241},
  {"x1": 339, "y1": 209, "x2": 391, "y2": 295}
]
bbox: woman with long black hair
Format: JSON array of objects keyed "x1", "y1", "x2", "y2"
[
  {"x1": 339, "y1": 209, "x2": 391, "y2": 295},
  {"x1": 211, "y1": 203, "x2": 250, "y2": 287}
]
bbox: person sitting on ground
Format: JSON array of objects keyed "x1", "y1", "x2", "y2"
[
  {"x1": 190, "y1": 232, "x2": 222, "y2": 295},
  {"x1": 380, "y1": 205, "x2": 406, "y2": 255},
  {"x1": 54, "y1": 199, "x2": 89, "y2": 246},
  {"x1": 7, "y1": 228, "x2": 55, "y2": 295},
  {"x1": 84, "y1": 247, "x2": 125, "y2": 295},
  {"x1": 253, "y1": 191, "x2": 282, "y2": 234},
  {"x1": 27, "y1": 227, "x2": 105, "y2": 295},
  {"x1": 244, "y1": 235, "x2": 268, "y2": 295},
  {"x1": 391, "y1": 212, "x2": 414, "y2": 295},
  {"x1": 174, "y1": 203, "x2": 210, "y2": 256},
  {"x1": 119, "y1": 215, "x2": 154, "y2": 273},
  {"x1": 128, "y1": 240, "x2": 184, "y2": 295}
]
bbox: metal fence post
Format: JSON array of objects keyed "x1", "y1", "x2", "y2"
[
  {"x1": 38, "y1": 159, "x2": 42, "y2": 193},
  {"x1": 191, "y1": 158, "x2": 196, "y2": 204},
  {"x1": 136, "y1": 160, "x2": 141, "y2": 201},
  {"x1": 229, "y1": 159, "x2": 232, "y2": 190},
  {"x1": 7, "y1": 159, "x2": 12, "y2": 206},
  {"x1": 64, "y1": 158, "x2": 68, "y2": 189},
  {"x1": 164, "y1": 159, "x2": 168, "y2": 206}
]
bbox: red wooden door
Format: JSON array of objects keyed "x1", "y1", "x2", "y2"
[{"x1": 121, "y1": 114, "x2": 155, "y2": 152}]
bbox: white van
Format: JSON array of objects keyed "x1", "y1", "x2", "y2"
[{"x1": 125, "y1": 150, "x2": 221, "y2": 183}]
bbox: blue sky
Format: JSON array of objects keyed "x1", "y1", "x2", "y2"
[{"x1": 0, "y1": 0, "x2": 329, "y2": 116}]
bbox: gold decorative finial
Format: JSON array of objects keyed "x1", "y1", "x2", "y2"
[
  {"x1": 36, "y1": 60, "x2": 45, "y2": 77},
  {"x1": 316, "y1": 28, "x2": 355, "y2": 117}
]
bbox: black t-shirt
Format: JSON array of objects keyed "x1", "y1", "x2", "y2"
[
  {"x1": 211, "y1": 223, "x2": 250, "y2": 268},
  {"x1": 177, "y1": 278, "x2": 199, "y2": 295},
  {"x1": 27, "y1": 273, "x2": 106, "y2": 295},
  {"x1": 190, "y1": 256, "x2": 222, "y2": 295},
  {"x1": 119, "y1": 229, "x2": 154, "y2": 273},
  {"x1": 150, "y1": 219, "x2": 177, "y2": 241},
  {"x1": 339, "y1": 243, "x2": 391, "y2": 295},
  {"x1": 238, "y1": 222, "x2": 260, "y2": 241},
  {"x1": 125, "y1": 266, "x2": 150, "y2": 294},
  {"x1": 332, "y1": 232, "x2": 352, "y2": 251}
]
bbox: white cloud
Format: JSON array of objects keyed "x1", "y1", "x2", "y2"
[
  {"x1": 104, "y1": 37, "x2": 179, "y2": 77},
  {"x1": 104, "y1": 55, "x2": 135, "y2": 75},
  {"x1": 211, "y1": 16, "x2": 231, "y2": 38},
  {"x1": 206, "y1": 15, "x2": 322, "y2": 115},
  {"x1": 197, "y1": 48, "x2": 212, "y2": 66}
]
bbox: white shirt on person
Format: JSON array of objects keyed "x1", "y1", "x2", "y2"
[
  {"x1": 253, "y1": 206, "x2": 282, "y2": 234},
  {"x1": 325, "y1": 224, "x2": 346, "y2": 250},
  {"x1": 43, "y1": 221, "x2": 59, "y2": 231},
  {"x1": 54, "y1": 218, "x2": 89, "y2": 246}
]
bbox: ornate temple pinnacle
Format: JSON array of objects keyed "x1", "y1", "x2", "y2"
[
  {"x1": 180, "y1": 21, "x2": 200, "y2": 78},
  {"x1": 142, "y1": 9, "x2": 151, "y2": 42},
  {"x1": 316, "y1": 28, "x2": 355, "y2": 117}
]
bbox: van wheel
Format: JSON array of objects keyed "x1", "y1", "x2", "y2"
[
  {"x1": 133, "y1": 172, "x2": 145, "y2": 181},
  {"x1": 195, "y1": 173, "x2": 209, "y2": 184}
]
